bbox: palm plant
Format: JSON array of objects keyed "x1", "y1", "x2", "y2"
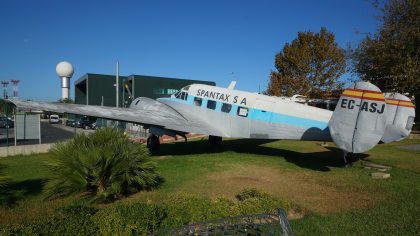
[{"x1": 45, "y1": 128, "x2": 160, "y2": 202}]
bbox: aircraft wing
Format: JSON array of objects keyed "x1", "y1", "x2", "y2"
[{"x1": 7, "y1": 98, "x2": 189, "y2": 130}]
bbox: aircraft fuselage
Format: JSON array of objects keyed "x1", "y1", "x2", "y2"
[{"x1": 147, "y1": 84, "x2": 333, "y2": 141}]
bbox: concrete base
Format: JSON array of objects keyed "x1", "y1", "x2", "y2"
[
  {"x1": 0, "y1": 144, "x2": 53, "y2": 157},
  {"x1": 409, "y1": 133, "x2": 420, "y2": 139},
  {"x1": 371, "y1": 172, "x2": 391, "y2": 179},
  {"x1": 399, "y1": 144, "x2": 420, "y2": 151},
  {"x1": 362, "y1": 162, "x2": 392, "y2": 171},
  {"x1": 364, "y1": 167, "x2": 389, "y2": 172}
]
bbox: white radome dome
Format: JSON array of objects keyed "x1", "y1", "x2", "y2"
[{"x1": 56, "y1": 61, "x2": 74, "y2": 77}]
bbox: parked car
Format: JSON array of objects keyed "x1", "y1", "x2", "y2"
[
  {"x1": 84, "y1": 121, "x2": 96, "y2": 130},
  {"x1": 49, "y1": 114, "x2": 60, "y2": 124},
  {"x1": 75, "y1": 117, "x2": 97, "y2": 129},
  {"x1": 65, "y1": 119, "x2": 75, "y2": 127},
  {"x1": 0, "y1": 117, "x2": 13, "y2": 128}
]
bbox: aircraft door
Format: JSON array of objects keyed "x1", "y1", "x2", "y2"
[{"x1": 250, "y1": 99, "x2": 275, "y2": 139}]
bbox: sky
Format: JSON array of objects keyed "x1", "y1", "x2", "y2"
[{"x1": 0, "y1": 0, "x2": 380, "y2": 101}]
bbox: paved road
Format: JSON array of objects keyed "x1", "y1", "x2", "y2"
[
  {"x1": 0, "y1": 120, "x2": 94, "y2": 147},
  {"x1": 399, "y1": 144, "x2": 420, "y2": 151}
]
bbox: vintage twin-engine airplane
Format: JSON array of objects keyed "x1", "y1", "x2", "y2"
[{"x1": 8, "y1": 81, "x2": 415, "y2": 164}]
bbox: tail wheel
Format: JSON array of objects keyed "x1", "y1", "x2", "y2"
[
  {"x1": 147, "y1": 134, "x2": 160, "y2": 152},
  {"x1": 209, "y1": 135, "x2": 222, "y2": 147}
]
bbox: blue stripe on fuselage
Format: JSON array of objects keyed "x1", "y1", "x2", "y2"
[{"x1": 159, "y1": 96, "x2": 328, "y2": 129}]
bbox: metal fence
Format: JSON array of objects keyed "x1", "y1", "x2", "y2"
[{"x1": 96, "y1": 118, "x2": 149, "y2": 139}]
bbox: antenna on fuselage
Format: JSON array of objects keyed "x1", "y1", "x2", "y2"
[{"x1": 227, "y1": 81, "x2": 237, "y2": 90}]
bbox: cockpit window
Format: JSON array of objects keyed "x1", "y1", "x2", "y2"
[
  {"x1": 181, "y1": 92, "x2": 188, "y2": 101},
  {"x1": 183, "y1": 86, "x2": 190, "y2": 91},
  {"x1": 174, "y1": 90, "x2": 188, "y2": 101}
]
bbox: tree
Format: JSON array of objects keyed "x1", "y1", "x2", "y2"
[
  {"x1": 58, "y1": 98, "x2": 74, "y2": 103},
  {"x1": 352, "y1": 0, "x2": 419, "y2": 120},
  {"x1": 0, "y1": 100, "x2": 15, "y2": 116},
  {"x1": 45, "y1": 128, "x2": 161, "y2": 202},
  {"x1": 266, "y1": 27, "x2": 346, "y2": 99}
]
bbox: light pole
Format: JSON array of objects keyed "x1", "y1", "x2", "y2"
[{"x1": 116, "y1": 61, "x2": 119, "y2": 108}]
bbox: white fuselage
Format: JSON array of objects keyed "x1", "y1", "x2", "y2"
[{"x1": 156, "y1": 84, "x2": 333, "y2": 140}]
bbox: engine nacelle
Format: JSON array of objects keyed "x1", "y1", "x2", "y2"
[
  {"x1": 381, "y1": 93, "x2": 415, "y2": 143},
  {"x1": 329, "y1": 82, "x2": 387, "y2": 153}
]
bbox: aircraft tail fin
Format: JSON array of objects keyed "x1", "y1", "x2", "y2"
[
  {"x1": 328, "y1": 82, "x2": 387, "y2": 153},
  {"x1": 381, "y1": 93, "x2": 415, "y2": 143}
]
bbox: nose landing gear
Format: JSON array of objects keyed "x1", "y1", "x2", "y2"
[{"x1": 209, "y1": 135, "x2": 222, "y2": 147}]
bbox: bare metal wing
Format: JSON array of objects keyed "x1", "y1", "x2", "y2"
[{"x1": 8, "y1": 98, "x2": 188, "y2": 130}]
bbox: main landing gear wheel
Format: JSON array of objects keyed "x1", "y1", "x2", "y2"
[
  {"x1": 209, "y1": 135, "x2": 222, "y2": 147},
  {"x1": 147, "y1": 134, "x2": 160, "y2": 152}
]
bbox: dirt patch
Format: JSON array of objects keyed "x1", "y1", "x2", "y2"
[{"x1": 198, "y1": 165, "x2": 380, "y2": 214}]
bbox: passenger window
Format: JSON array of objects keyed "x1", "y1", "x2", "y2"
[
  {"x1": 221, "y1": 103, "x2": 232, "y2": 113},
  {"x1": 207, "y1": 100, "x2": 216, "y2": 110},
  {"x1": 194, "y1": 97, "x2": 202, "y2": 106},
  {"x1": 237, "y1": 107, "x2": 248, "y2": 117}
]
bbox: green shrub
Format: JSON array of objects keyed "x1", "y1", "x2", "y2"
[
  {"x1": 0, "y1": 204, "x2": 99, "y2": 235},
  {"x1": 0, "y1": 189, "x2": 289, "y2": 235},
  {"x1": 94, "y1": 203, "x2": 167, "y2": 235},
  {"x1": 236, "y1": 188, "x2": 290, "y2": 215},
  {"x1": 44, "y1": 128, "x2": 161, "y2": 202},
  {"x1": 235, "y1": 188, "x2": 266, "y2": 201},
  {"x1": 160, "y1": 190, "x2": 288, "y2": 229},
  {"x1": 162, "y1": 194, "x2": 215, "y2": 228}
]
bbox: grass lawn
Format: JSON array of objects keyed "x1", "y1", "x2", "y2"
[{"x1": 1, "y1": 138, "x2": 419, "y2": 235}]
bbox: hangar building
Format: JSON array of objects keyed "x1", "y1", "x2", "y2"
[{"x1": 74, "y1": 73, "x2": 215, "y2": 107}]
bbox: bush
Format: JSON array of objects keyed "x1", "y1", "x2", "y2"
[
  {"x1": 160, "y1": 190, "x2": 289, "y2": 229},
  {"x1": 236, "y1": 188, "x2": 290, "y2": 215},
  {"x1": 162, "y1": 194, "x2": 216, "y2": 228},
  {"x1": 0, "y1": 204, "x2": 99, "y2": 235},
  {"x1": 235, "y1": 188, "x2": 266, "y2": 201},
  {"x1": 0, "y1": 189, "x2": 289, "y2": 235},
  {"x1": 44, "y1": 128, "x2": 161, "y2": 202},
  {"x1": 94, "y1": 203, "x2": 167, "y2": 235}
]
